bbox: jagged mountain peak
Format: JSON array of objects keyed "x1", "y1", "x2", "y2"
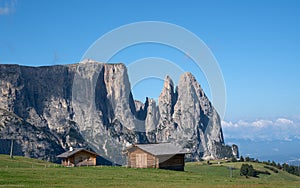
[
  {"x1": 163, "y1": 75, "x2": 174, "y2": 88},
  {"x1": 159, "y1": 75, "x2": 175, "y2": 99}
]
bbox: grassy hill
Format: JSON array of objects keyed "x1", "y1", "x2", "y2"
[{"x1": 0, "y1": 155, "x2": 299, "y2": 188}]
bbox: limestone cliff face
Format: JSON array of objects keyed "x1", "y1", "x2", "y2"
[
  {"x1": 71, "y1": 61, "x2": 143, "y2": 164},
  {"x1": 0, "y1": 64, "x2": 88, "y2": 162},
  {"x1": 155, "y1": 73, "x2": 225, "y2": 160},
  {"x1": 0, "y1": 61, "x2": 236, "y2": 163}
]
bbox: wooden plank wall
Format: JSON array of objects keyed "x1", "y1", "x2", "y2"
[
  {"x1": 128, "y1": 148, "x2": 157, "y2": 168},
  {"x1": 61, "y1": 156, "x2": 75, "y2": 167},
  {"x1": 73, "y1": 151, "x2": 96, "y2": 166},
  {"x1": 127, "y1": 147, "x2": 185, "y2": 171}
]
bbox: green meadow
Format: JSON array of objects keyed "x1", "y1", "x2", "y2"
[{"x1": 0, "y1": 155, "x2": 299, "y2": 188}]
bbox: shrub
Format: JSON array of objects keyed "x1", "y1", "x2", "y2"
[
  {"x1": 257, "y1": 170, "x2": 271, "y2": 175},
  {"x1": 264, "y1": 165, "x2": 279, "y2": 173},
  {"x1": 240, "y1": 164, "x2": 258, "y2": 177},
  {"x1": 240, "y1": 164, "x2": 249, "y2": 176}
]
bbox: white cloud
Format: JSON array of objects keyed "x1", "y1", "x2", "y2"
[
  {"x1": 222, "y1": 117, "x2": 300, "y2": 141},
  {"x1": 0, "y1": 0, "x2": 16, "y2": 15},
  {"x1": 252, "y1": 119, "x2": 273, "y2": 128},
  {"x1": 221, "y1": 120, "x2": 235, "y2": 127},
  {"x1": 275, "y1": 118, "x2": 293, "y2": 125}
]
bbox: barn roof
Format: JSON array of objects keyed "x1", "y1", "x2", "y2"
[
  {"x1": 57, "y1": 148, "x2": 98, "y2": 158},
  {"x1": 127, "y1": 143, "x2": 189, "y2": 156}
]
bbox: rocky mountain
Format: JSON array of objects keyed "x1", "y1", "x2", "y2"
[{"x1": 0, "y1": 60, "x2": 237, "y2": 164}]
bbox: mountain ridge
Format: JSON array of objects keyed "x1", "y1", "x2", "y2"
[{"x1": 0, "y1": 60, "x2": 237, "y2": 163}]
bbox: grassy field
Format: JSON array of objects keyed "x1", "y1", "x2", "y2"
[{"x1": 0, "y1": 155, "x2": 299, "y2": 188}]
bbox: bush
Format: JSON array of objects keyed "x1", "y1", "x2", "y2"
[
  {"x1": 240, "y1": 164, "x2": 249, "y2": 176},
  {"x1": 257, "y1": 170, "x2": 271, "y2": 175},
  {"x1": 240, "y1": 164, "x2": 258, "y2": 177},
  {"x1": 248, "y1": 167, "x2": 258, "y2": 177},
  {"x1": 264, "y1": 165, "x2": 279, "y2": 173}
]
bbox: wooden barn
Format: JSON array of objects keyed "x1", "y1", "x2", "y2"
[
  {"x1": 57, "y1": 148, "x2": 98, "y2": 167},
  {"x1": 124, "y1": 143, "x2": 188, "y2": 171}
]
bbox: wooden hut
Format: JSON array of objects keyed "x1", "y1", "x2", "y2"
[
  {"x1": 57, "y1": 148, "x2": 98, "y2": 167},
  {"x1": 124, "y1": 143, "x2": 188, "y2": 171}
]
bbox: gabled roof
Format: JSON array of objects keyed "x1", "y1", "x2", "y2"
[
  {"x1": 126, "y1": 143, "x2": 189, "y2": 156},
  {"x1": 57, "y1": 148, "x2": 99, "y2": 158}
]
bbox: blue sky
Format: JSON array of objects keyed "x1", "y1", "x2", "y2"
[{"x1": 1, "y1": 0, "x2": 300, "y2": 161}]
